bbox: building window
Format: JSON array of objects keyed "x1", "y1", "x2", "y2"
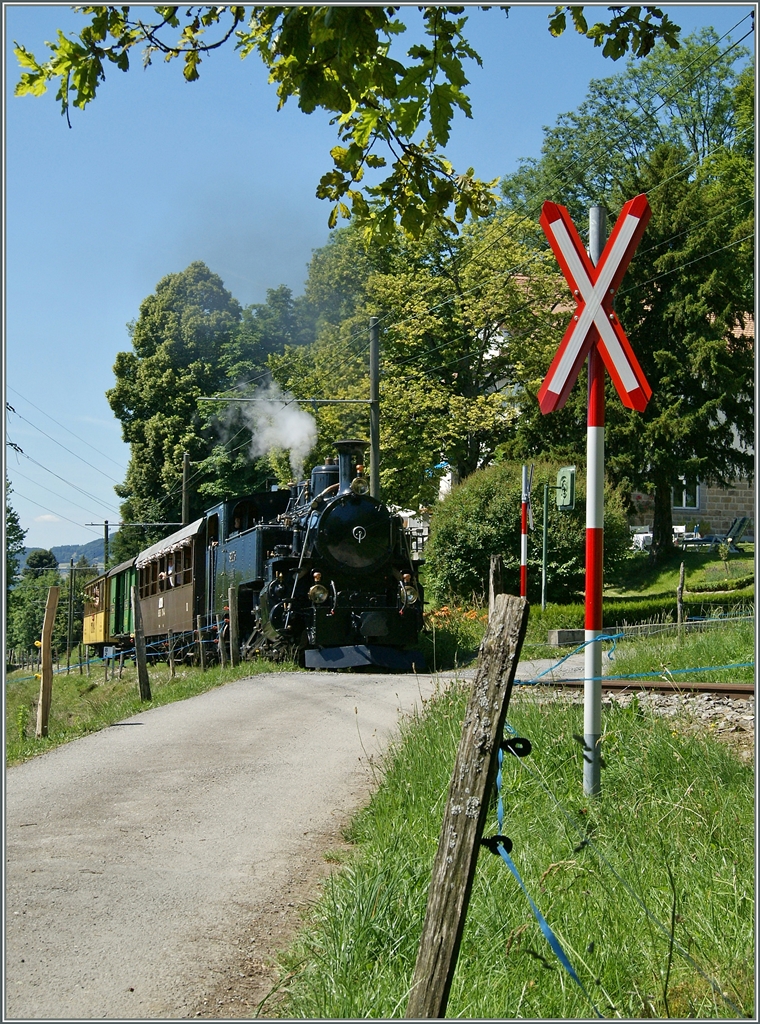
[{"x1": 673, "y1": 476, "x2": 699, "y2": 509}]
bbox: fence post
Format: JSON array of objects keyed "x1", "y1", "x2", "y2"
[
  {"x1": 216, "y1": 615, "x2": 227, "y2": 668},
  {"x1": 78, "y1": 642, "x2": 83, "y2": 675},
  {"x1": 168, "y1": 629, "x2": 175, "y2": 678},
  {"x1": 677, "y1": 561, "x2": 685, "y2": 641},
  {"x1": 228, "y1": 587, "x2": 240, "y2": 666},
  {"x1": 35, "y1": 586, "x2": 60, "y2": 739},
  {"x1": 131, "y1": 586, "x2": 151, "y2": 701},
  {"x1": 196, "y1": 615, "x2": 206, "y2": 671},
  {"x1": 488, "y1": 554, "x2": 504, "y2": 619},
  {"x1": 406, "y1": 594, "x2": 529, "y2": 1019},
  {"x1": 118, "y1": 650, "x2": 125, "y2": 679}
]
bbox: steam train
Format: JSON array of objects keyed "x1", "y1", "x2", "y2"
[{"x1": 83, "y1": 440, "x2": 426, "y2": 671}]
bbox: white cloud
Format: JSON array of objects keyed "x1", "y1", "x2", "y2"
[{"x1": 34, "y1": 514, "x2": 59, "y2": 523}]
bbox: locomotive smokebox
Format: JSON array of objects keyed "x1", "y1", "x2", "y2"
[{"x1": 334, "y1": 439, "x2": 369, "y2": 494}]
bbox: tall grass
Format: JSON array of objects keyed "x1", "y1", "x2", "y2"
[
  {"x1": 606, "y1": 619, "x2": 754, "y2": 684},
  {"x1": 5, "y1": 657, "x2": 298, "y2": 766},
  {"x1": 276, "y1": 663, "x2": 754, "y2": 1018}
]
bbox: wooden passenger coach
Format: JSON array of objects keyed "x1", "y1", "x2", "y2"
[{"x1": 135, "y1": 518, "x2": 206, "y2": 637}]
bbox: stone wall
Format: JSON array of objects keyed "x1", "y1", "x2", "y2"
[{"x1": 628, "y1": 477, "x2": 755, "y2": 538}]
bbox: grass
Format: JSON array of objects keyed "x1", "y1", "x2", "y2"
[
  {"x1": 273, "y1": 640, "x2": 754, "y2": 1019},
  {"x1": 607, "y1": 544, "x2": 754, "y2": 597},
  {"x1": 5, "y1": 655, "x2": 299, "y2": 767},
  {"x1": 606, "y1": 618, "x2": 755, "y2": 685}
]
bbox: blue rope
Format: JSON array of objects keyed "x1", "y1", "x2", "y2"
[
  {"x1": 494, "y1": 748, "x2": 605, "y2": 1018},
  {"x1": 501, "y1": 736, "x2": 749, "y2": 1019}
]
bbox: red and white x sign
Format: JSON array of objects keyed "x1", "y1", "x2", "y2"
[{"x1": 538, "y1": 194, "x2": 653, "y2": 413}]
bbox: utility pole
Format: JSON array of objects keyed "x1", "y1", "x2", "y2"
[
  {"x1": 103, "y1": 520, "x2": 109, "y2": 570},
  {"x1": 182, "y1": 452, "x2": 190, "y2": 525},
  {"x1": 369, "y1": 316, "x2": 380, "y2": 499}
]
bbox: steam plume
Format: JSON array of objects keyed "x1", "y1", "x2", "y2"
[{"x1": 240, "y1": 382, "x2": 317, "y2": 480}]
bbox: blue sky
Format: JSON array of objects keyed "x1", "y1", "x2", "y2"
[{"x1": 4, "y1": 3, "x2": 754, "y2": 550}]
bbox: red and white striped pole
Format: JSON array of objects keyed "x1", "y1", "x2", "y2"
[
  {"x1": 584, "y1": 207, "x2": 606, "y2": 797},
  {"x1": 520, "y1": 465, "x2": 529, "y2": 597}
]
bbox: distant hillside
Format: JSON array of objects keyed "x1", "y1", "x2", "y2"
[{"x1": 18, "y1": 535, "x2": 119, "y2": 572}]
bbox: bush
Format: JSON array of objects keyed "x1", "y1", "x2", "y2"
[{"x1": 423, "y1": 461, "x2": 630, "y2": 604}]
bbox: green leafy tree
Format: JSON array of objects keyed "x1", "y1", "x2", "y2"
[
  {"x1": 108, "y1": 261, "x2": 243, "y2": 560},
  {"x1": 23, "y1": 549, "x2": 59, "y2": 575},
  {"x1": 6, "y1": 567, "x2": 61, "y2": 652},
  {"x1": 423, "y1": 460, "x2": 630, "y2": 604},
  {"x1": 607, "y1": 142, "x2": 753, "y2": 561},
  {"x1": 500, "y1": 35, "x2": 754, "y2": 561},
  {"x1": 501, "y1": 28, "x2": 750, "y2": 222},
  {"x1": 6, "y1": 479, "x2": 26, "y2": 593},
  {"x1": 14, "y1": 5, "x2": 681, "y2": 242}
]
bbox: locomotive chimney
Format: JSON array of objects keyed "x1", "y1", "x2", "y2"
[{"x1": 334, "y1": 439, "x2": 368, "y2": 494}]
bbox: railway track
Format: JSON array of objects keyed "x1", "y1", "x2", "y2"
[{"x1": 531, "y1": 678, "x2": 754, "y2": 700}]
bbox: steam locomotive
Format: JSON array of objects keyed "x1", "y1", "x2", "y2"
[{"x1": 83, "y1": 440, "x2": 426, "y2": 671}]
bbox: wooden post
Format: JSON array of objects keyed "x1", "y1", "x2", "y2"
[
  {"x1": 196, "y1": 615, "x2": 206, "y2": 671},
  {"x1": 104, "y1": 651, "x2": 110, "y2": 683},
  {"x1": 118, "y1": 650, "x2": 125, "y2": 679},
  {"x1": 86, "y1": 645, "x2": 90, "y2": 676},
  {"x1": 228, "y1": 587, "x2": 240, "y2": 667},
  {"x1": 66, "y1": 557, "x2": 75, "y2": 673},
  {"x1": 35, "y1": 587, "x2": 60, "y2": 739},
  {"x1": 488, "y1": 554, "x2": 504, "y2": 619},
  {"x1": 131, "y1": 586, "x2": 151, "y2": 701},
  {"x1": 677, "y1": 561, "x2": 685, "y2": 641},
  {"x1": 78, "y1": 642, "x2": 83, "y2": 675},
  {"x1": 406, "y1": 594, "x2": 529, "y2": 1019},
  {"x1": 216, "y1": 615, "x2": 227, "y2": 668},
  {"x1": 168, "y1": 630, "x2": 176, "y2": 678}
]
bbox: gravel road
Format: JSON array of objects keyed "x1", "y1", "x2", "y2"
[{"x1": 5, "y1": 669, "x2": 448, "y2": 1021}]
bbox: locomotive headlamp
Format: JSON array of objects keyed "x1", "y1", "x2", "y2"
[
  {"x1": 309, "y1": 584, "x2": 329, "y2": 604},
  {"x1": 401, "y1": 584, "x2": 419, "y2": 606},
  {"x1": 350, "y1": 473, "x2": 369, "y2": 495}
]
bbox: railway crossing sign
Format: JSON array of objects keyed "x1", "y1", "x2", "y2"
[{"x1": 537, "y1": 194, "x2": 652, "y2": 413}]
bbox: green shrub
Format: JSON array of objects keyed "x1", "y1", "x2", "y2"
[{"x1": 423, "y1": 461, "x2": 630, "y2": 605}]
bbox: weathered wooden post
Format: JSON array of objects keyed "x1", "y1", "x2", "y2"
[
  {"x1": 228, "y1": 586, "x2": 240, "y2": 667},
  {"x1": 488, "y1": 554, "x2": 504, "y2": 619},
  {"x1": 35, "y1": 587, "x2": 60, "y2": 739},
  {"x1": 677, "y1": 561, "x2": 685, "y2": 641},
  {"x1": 196, "y1": 614, "x2": 206, "y2": 671},
  {"x1": 168, "y1": 629, "x2": 176, "y2": 678},
  {"x1": 131, "y1": 586, "x2": 151, "y2": 701},
  {"x1": 406, "y1": 594, "x2": 529, "y2": 1019},
  {"x1": 216, "y1": 615, "x2": 227, "y2": 668}
]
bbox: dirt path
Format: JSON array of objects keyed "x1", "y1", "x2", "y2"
[{"x1": 5, "y1": 669, "x2": 446, "y2": 1020}]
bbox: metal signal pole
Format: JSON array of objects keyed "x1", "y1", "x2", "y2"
[{"x1": 584, "y1": 205, "x2": 607, "y2": 797}]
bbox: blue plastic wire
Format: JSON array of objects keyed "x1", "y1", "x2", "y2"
[
  {"x1": 501, "y1": 731, "x2": 749, "y2": 1019},
  {"x1": 494, "y1": 748, "x2": 605, "y2": 1019}
]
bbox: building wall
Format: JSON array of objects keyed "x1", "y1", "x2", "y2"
[{"x1": 629, "y1": 477, "x2": 754, "y2": 538}]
